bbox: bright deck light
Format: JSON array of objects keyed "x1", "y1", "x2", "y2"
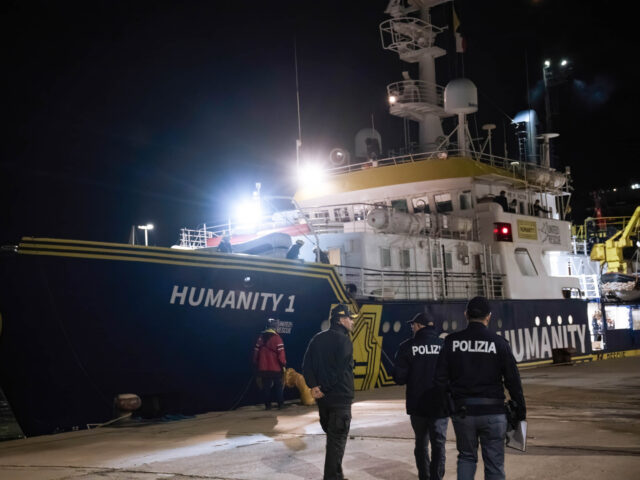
[
  {"x1": 560, "y1": 59, "x2": 568, "y2": 66},
  {"x1": 544, "y1": 60, "x2": 550, "y2": 68},
  {"x1": 234, "y1": 201, "x2": 262, "y2": 228},
  {"x1": 388, "y1": 95, "x2": 397, "y2": 104},
  {"x1": 631, "y1": 183, "x2": 640, "y2": 190},
  {"x1": 297, "y1": 163, "x2": 326, "y2": 187}
]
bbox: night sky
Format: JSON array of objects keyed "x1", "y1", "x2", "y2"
[{"x1": 2, "y1": 0, "x2": 636, "y2": 246}]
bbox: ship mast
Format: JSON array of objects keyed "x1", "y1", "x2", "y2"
[{"x1": 380, "y1": 0, "x2": 453, "y2": 151}]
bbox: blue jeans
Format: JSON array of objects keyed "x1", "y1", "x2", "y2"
[
  {"x1": 410, "y1": 415, "x2": 448, "y2": 480},
  {"x1": 452, "y1": 414, "x2": 507, "y2": 480}
]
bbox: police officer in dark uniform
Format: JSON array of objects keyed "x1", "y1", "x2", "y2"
[
  {"x1": 302, "y1": 303, "x2": 358, "y2": 480},
  {"x1": 435, "y1": 296, "x2": 525, "y2": 480},
  {"x1": 393, "y1": 312, "x2": 449, "y2": 480}
]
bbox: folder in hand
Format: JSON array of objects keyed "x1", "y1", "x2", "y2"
[{"x1": 506, "y1": 420, "x2": 527, "y2": 452}]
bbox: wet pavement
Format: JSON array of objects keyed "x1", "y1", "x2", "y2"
[{"x1": 0, "y1": 356, "x2": 639, "y2": 479}]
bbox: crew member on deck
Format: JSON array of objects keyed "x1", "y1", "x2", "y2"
[
  {"x1": 533, "y1": 200, "x2": 550, "y2": 217},
  {"x1": 494, "y1": 191, "x2": 508, "y2": 212},
  {"x1": 286, "y1": 239, "x2": 304, "y2": 260},
  {"x1": 313, "y1": 247, "x2": 330, "y2": 264},
  {"x1": 217, "y1": 235, "x2": 232, "y2": 253},
  {"x1": 393, "y1": 313, "x2": 449, "y2": 480},
  {"x1": 435, "y1": 296, "x2": 526, "y2": 480}
]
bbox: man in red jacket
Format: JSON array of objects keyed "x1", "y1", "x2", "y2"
[{"x1": 253, "y1": 318, "x2": 287, "y2": 410}]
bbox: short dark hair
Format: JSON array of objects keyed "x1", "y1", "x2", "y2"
[{"x1": 466, "y1": 296, "x2": 491, "y2": 319}]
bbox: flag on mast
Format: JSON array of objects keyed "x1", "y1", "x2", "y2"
[{"x1": 453, "y1": 4, "x2": 465, "y2": 53}]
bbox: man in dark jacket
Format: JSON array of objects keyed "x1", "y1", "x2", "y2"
[
  {"x1": 303, "y1": 303, "x2": 357, "y2": 480},
  {"x1": 286, "y1": 239, "x2": 304, "y2": 260},
  {"x1": 394, "y1": 312, "x2": 448, "y2": 480},
  {"x1": 435, "y1": 296, "x2": 526, "y2": 480},
  {"x1": 253, "y1": 319, "x2": 286, "y2": 410}
]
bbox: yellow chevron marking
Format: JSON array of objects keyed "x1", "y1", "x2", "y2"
[{"x1": 351, "y1": 304, "x2": 384, "y2": 391}]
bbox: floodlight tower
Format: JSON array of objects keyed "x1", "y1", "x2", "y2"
[{"x1": 380, "y1": 0, "x2": 454, "y2": 151}]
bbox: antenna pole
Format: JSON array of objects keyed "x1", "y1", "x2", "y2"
[{"x1": 294, "y1": 38, "x2": 302, "y2": 170}]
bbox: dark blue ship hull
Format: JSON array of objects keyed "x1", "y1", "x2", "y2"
[{"x1": 0, "y1": 238, "x2": 600, "y2": 437}]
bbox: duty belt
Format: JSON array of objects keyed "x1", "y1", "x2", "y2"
[{"x1": 454, "y1": 397, "x2": 504, "y2": 418}]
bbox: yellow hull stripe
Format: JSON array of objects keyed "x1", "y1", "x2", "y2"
[
  {"x1": 518, "y1": 348, "x2": 640, "y2": 368},
  {"x1": 18, "y1": 241, "x2": 349, "y2": 303}
]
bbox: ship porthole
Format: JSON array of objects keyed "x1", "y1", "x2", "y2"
[
  {"x1": 535, "y1": 316, "x2": 540, "y2": 326},
  {"x1": 452, "y1": 320, "x2": 458, "y2": 330},
  {"x1": 393, "y1": 321, "x2": 401, "y2": 333},
  {"x1": 382, "y1": 321, "x2": 390, "y2": 333},
  {"x1": 321, "y1": 320, "x2": 330, "y2": 331},
  {"x1": 557, "y1": 315, "x2": 563, "y2": 325},
  {"x1": 442, "y1": 321, "x2": 449, "y2": 331},
  {"x1": 546, "y1": 316, "x2": 552, "y2": 326},
  {"x1": 568, "y1": 315, "x2": 574, "y2": 324},
  {"x1": 497, "y1": 319, "x2": 503, "y2": 329}
]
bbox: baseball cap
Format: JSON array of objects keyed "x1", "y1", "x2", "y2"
[
  {"x1": 330, "y1": 303, "x2": 358, "y2": 321},
  {"x1": 407, "y1": 312, "x2": 430, "y2": 325},
  {"x1": 466, "y1": 296, "x2": 491, "y2": 318}
]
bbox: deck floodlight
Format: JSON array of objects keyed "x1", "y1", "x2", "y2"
[
  {"x1": 544, "y1": 59, "x2": 550, "y2": 68},
  {"x1": 137, "y1": 224, "x2": 154, "y2": 246},
  {"x1": 560, "y1": 59, "x2": 568, "y2": 66},
  {"x1": 388, "y1": 95, "x2": 397, "y2": 104},
  {"x1": 297, "y1": 162, "x2": 325, "y2": 187}
]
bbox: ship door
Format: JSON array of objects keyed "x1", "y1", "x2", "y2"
[{"x1": 328, "y1": 248, "x2": 342, "y2": 265}]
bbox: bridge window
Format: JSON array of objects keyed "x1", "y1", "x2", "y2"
[
  {"x1": 391, "y1": 199, "x2": 408, "y2": 213},
  {"x1": 514, "y1": 248, "x2": 538, "y2": 276},
  {"x1": 435, "y1": 193, "x2": 453, "y2": 213},
  {"x1": 380, "y1": 247, "x2": 391, "y2": 268},
  {"x1": 459, "y1": 191, "x2": 473, "y2": 210},
  {"x1": 400, "y1": 249, "x2": 411, "y2": 269}
]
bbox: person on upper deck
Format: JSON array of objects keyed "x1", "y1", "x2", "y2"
[
  {"x1": 494, "y1": 191, "x2": 508, "y2": 212},
  {"x1": 286, "y1": 239, "x2": 304, "y2": 260},
  {"x1": 217, "y1": 235, "x2": 232, "y2": 253},
  {"x1": 533, "y1": 200, "x2": 550, "y2": 217}
]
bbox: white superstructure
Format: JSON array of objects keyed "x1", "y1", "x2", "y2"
[{"x1": 177, "y1": 0, "x2": 599, "y2": 303}]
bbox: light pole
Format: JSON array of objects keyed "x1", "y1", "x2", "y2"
[
  {"x1": 137, "y1": 224, "x2": 154, "y2": 246},
  {"x1": 543, "y1": 59, "x2": 552, "y2": 133}
]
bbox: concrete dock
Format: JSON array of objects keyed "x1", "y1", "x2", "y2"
[{"x1": 1, "y1": 356, "x2": 639, "y2": 479}]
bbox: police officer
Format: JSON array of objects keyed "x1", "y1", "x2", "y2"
[
  {"x1": 393, "y1": 312, "x2": 448, "y2": 480},
  {"x1": 302, "y1": 303, "x2": 357, "y2": 480},
  {"x1": 435, "y1": 296, "x2": 525, "y2": 480}
]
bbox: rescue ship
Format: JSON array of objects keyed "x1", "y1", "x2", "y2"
[{"x1": 1, "y1": 0, "x2": 638, "y2": 438}]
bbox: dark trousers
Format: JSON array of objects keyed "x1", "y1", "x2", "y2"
[
  {"x1": 318, "y1": 403, "x2": 352, "y2": 480},
  {"x1": 258, "y1": 372, "x2": 283, "y2": 408},
  {"x1": 452, "y1": 413, "x2": 508, "y2": 480},
  {"x1": 410, "y1": 415, "x2": 448, "y2": 480}
]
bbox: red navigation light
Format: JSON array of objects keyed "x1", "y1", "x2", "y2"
[{"x1": 493, "y1": 222, "x2": 513, "y2": 242}]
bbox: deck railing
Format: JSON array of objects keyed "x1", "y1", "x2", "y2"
[{"x1": 336, "y1": 265, "x2": 505, "y2": 301}]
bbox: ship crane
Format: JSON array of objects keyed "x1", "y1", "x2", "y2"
[{"x1": 590, "y1": 205, "x2": 640, "y2": 273}]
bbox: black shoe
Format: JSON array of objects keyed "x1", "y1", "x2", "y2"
[{"x1": 265, "y1": 404, "x2": 272, "y2": 410}]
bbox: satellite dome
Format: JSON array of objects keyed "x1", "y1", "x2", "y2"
[
  {"x1": 444, "y1": 78, "x2": 478, "y2": 114},
  {"x1": 355, "y1": 128, "x2": 382, "y2": 159}
]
